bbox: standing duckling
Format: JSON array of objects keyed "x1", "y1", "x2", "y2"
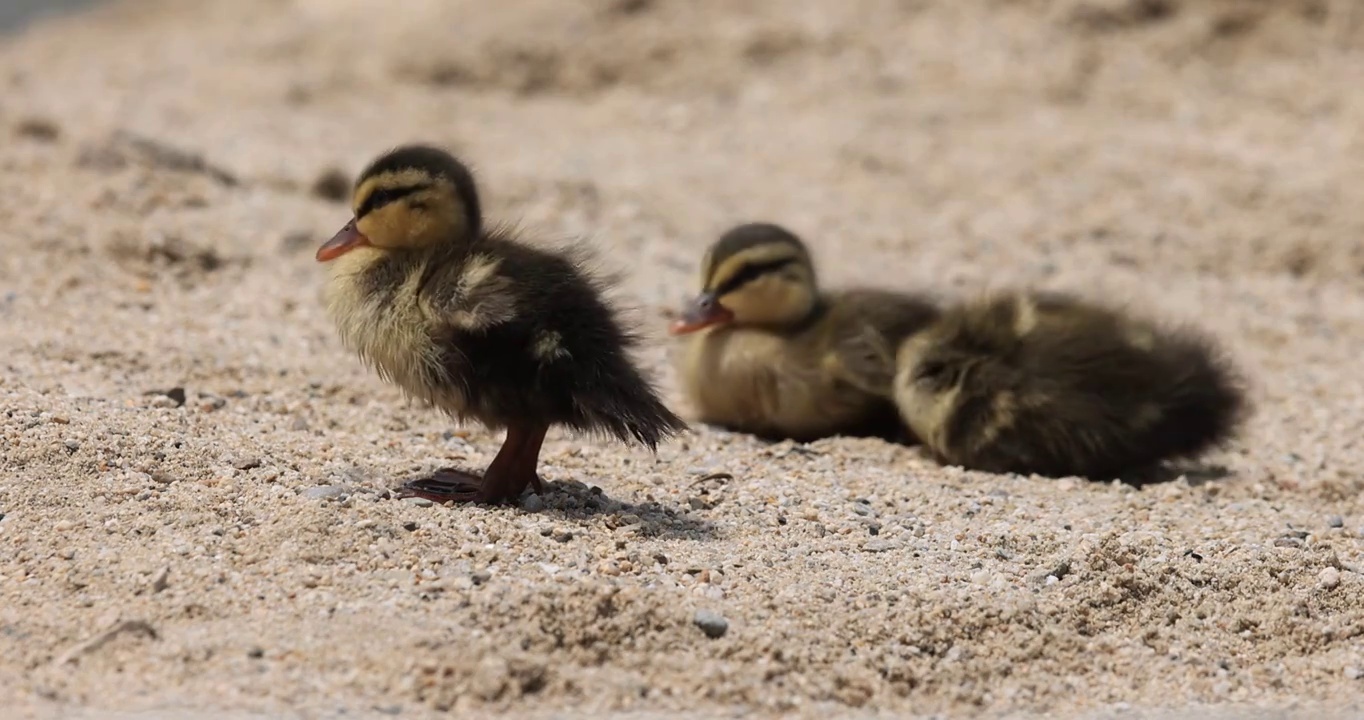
[
  {"x1": 893, "y1": 291, "x2": 1249, "y2": 480},
  {"x1": 316, "y1": 144, "x2": 687, "y2": 504},
  {"x1": 668, "y1": 223, "x2": 940, "y2": 442}
]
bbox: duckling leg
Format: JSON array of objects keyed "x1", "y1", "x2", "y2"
[
  {"x1": 396, "y1": 424, "x2": 548, "y2": 505},
  {"x1": 480, "y1": 423, "x2": 548, "y2": 502}
]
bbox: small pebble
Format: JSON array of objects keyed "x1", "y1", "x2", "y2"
[
  {"x1": 695, "y1": 584, "x2": 725, "y2": 600},
  {"x1": 64, "y1": 440, "x2": 80, "y2": 452},
  {"x1": 863, "y1": 539, "x2": 901, "y2": 553},
  {"x1": 471, "y1": 569, "x2": 492, "y2": 585},
  {"x1": 553, "y1": 529, "x2": 574, "y2": 543},
  {"x1": 15, "y1": 117, "x2": 61, "y2": 141},
  {"x1": 379, "y1": 569, "x2": 412, "y2": 586},
  {"x1": 198, "y1": 395, "x2": 227, "y2": 412},
  {"x1": 403, "y1": 497, "x2": 434, "y2": 508},
  {"x1": 279, "y1": 231, "x2": 314, "y2": 255},
  {"x1": 289, "y1": 416, "x2": 310, "y2": 432},
  {"x1": 302, "y1": 485, "x2": 350, "y2": 501},
  {"x1": 1317, "y1": 567, "x2": 1341, "y2": 590},
  {"x1": 693, "y1": 609, "x2": 729, "y2": 639},
  {"x1": 311, "y1": 168, "x2": 351, "y2": 202},
  {"x1": 247, "y1": 646, "x2": 265, "y2": 659},
  {"x1": 151, "y1": 566, "x2": 170, "y2": 593},
  {"x1": 1327, "y1": 516, "x2": 1345, "y2": 528},
  {"x1": 1346, "y1": 666, "x2": 1362, "y2": 681},
  {"x1": 521, "y1": 494, "x2": 545, "y2": 512},
  {"x1": 402, "y1": 521, "x2": 419, "y2": 532}
]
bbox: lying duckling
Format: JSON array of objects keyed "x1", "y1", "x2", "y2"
[
  {"x1": 668, "y1": 222, "x2": 940, "y2": 442},
  {"x1": 893, "y1": 291, "x2": 1249, "y2": 480},
  {"x1": 316, "y1": 144, "x2": 687, "y2": 503}
]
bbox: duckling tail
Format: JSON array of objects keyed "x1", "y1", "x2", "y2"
[
  {"x1": 589, "y1": 370, "x2": 689, "y2": 451},
  {"x1": 609, "y1": 392, "x2": 690, "y2": 451},
  {"x1": 564, "y1": 351, "x2": 688, "y2": 451},
  {"x1": 1148, "y1": 333, "x2": 1251, "y2": 460}
]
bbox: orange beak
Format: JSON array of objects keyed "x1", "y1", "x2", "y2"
[
  {"x1": 315, "y1": 219, "x2": 371, "y2": 262},
  {"x1": 668, "y1": 291, "x2": 734, "y2": 335}
]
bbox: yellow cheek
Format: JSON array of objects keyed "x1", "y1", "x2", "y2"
[
  {"x1": 355, "y1": 213, "x2": 386, "y2": 244},
  {"x1": 357, "y1": 207, "x2": 411, "y2": 249},
  {"x1": 721, "y1": 279, "x2": 813, "y2": 325}
]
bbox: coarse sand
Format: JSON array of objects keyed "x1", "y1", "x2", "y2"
[{"x1": 2, "y1": 0, "x2": 1363, "y2": 718}]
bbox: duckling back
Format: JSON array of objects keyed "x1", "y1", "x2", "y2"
[
  {"x1": 893, "y1": 292, "x2": 1248, "y2": 480},
  {"x1": 430, "y1": 235, "x2": 688, "y2": 449}
]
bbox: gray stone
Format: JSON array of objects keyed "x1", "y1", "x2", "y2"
[
  {"x1": 302, "y1": 485, "x2": 350, "y2": 501},
  {"x1": 693, "y1": 609, "x2": 729, "y2": 639}
]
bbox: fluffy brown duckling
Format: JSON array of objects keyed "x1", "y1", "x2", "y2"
[
  {"x1": 316, "y1": 144, "x2": 687, "y2": 504},
  {"x1": 893, "y1": 291, "x2": 1249, "y2": 480},
  {"x1": 668, "y1": 222, "x2": 940, "y2": 442}
]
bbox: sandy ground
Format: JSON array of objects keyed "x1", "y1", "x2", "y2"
[
  {"x1": 2, "y1": 0, "x2": 1363, "y2": 717},
  {"x1": 0, "y1": 0, "x2": 98, "y2": 34}
]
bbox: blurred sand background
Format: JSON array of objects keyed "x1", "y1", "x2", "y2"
[{"x1": 2, "y1": 0, "x2": 1363, "y2": 718}]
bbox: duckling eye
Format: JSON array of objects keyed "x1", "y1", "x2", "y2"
[
  {"x1": 914, "y1": 359, "x2": 953, "y2": 386},
  {"x1": 915, "y1": 360, "x2": 944, "y2": 379},
  {"x1": 357, "y1": 183, "x2": 431, "y2": 218},
  {"x1": 716, "y1": 258, "x2": 796, "y2": 295}
]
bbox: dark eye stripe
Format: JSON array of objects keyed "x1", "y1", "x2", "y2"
[
  {"x1": 715, "y1": 257, "x2": 797, "y2": 295},
  {"x1": 357, "y1": 182, "x2": 431, "y2": 218}
]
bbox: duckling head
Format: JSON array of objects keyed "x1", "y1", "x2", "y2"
[
  {"x1": 669, "y1": 222, "x2": 819, "y2": 335},
  {"x1": 316, "y1": 144, "x2": 482, "y2": 262}
]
